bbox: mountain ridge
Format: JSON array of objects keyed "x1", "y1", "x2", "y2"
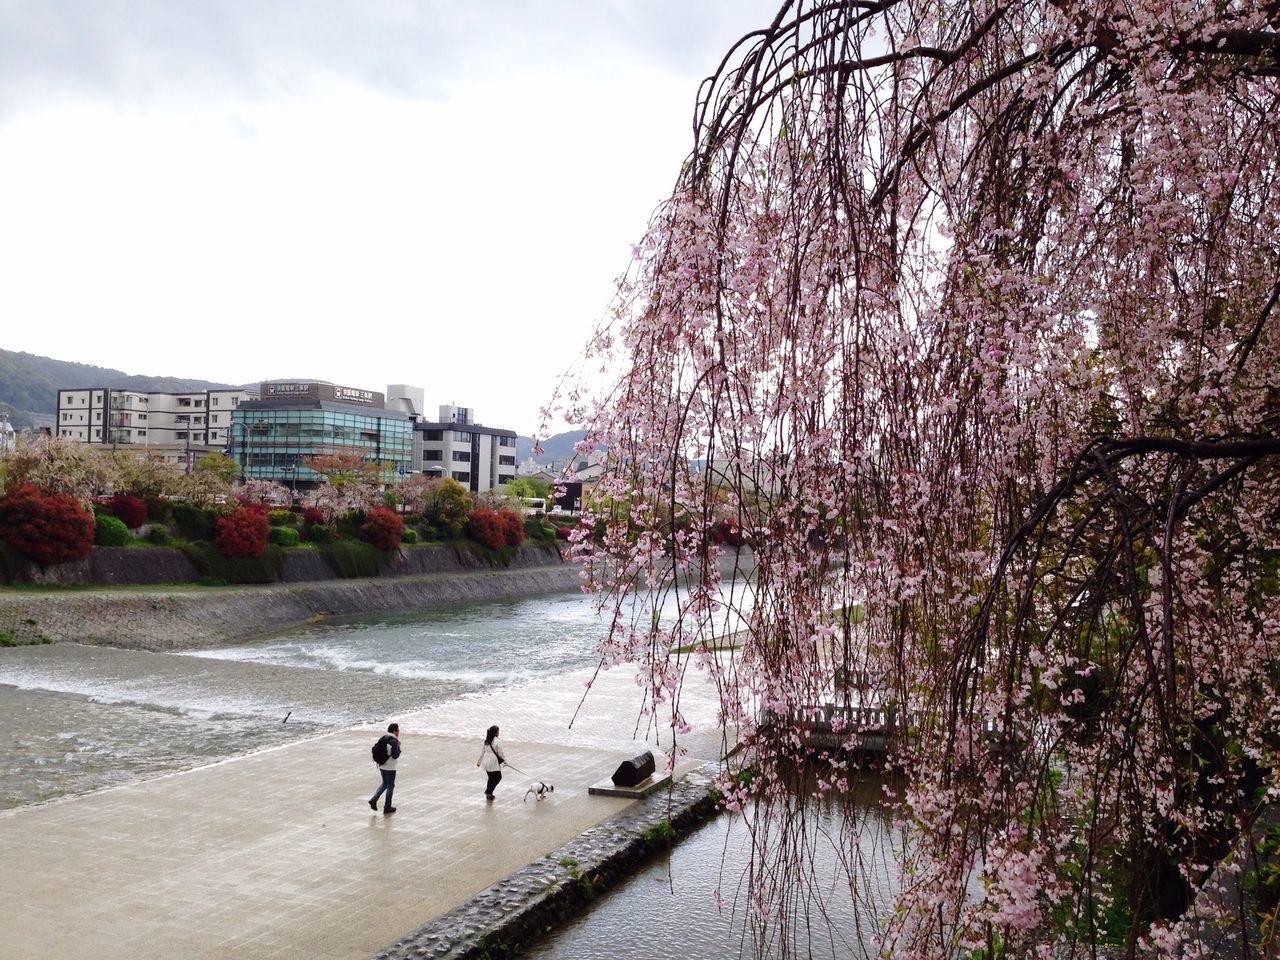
[{"x1": 0, "y1": 348, "x2": 241, "y2": 429}]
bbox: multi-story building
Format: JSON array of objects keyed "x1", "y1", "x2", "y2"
[
  {"x1": 230, "y1": 381, "x2": 413, "y2": 487},
  {"x1": 411, "y1": 404, "x2": 518, "y2": 494},
  {"x1": 55, "y1": 387, "x2": 254, "y2": 468}
]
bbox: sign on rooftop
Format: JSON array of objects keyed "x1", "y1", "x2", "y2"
[{"x1": 261, "y1": 382, "x2": 384, "y2": 406}]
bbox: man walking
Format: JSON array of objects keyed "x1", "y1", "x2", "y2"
[{"x1": 369, "y1": 723, "x2": 401, "y2": 814}]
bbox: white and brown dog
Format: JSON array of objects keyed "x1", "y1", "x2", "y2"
[{"x1": 523, "y1": 781, "x2": 554, "y2": 802}]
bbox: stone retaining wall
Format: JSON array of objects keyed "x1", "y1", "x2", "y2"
[
  {"x1": 0, "y1": 547, "x2": 580, "y2": 651},
  {"x1": 371, "y1": 763, "x2": 722, "y2": 960},
  {"x1": 14, "y1": 542, "x2": 567, "y2": 587}
]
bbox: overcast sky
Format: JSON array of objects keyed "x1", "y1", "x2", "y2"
[{"x1": 0, "y1": 1, "x2": 779, "y2": 434}]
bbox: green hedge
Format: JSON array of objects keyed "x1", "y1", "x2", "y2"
[
  {"x1": 400, "y1": 528, "x2": 419, "y2": 544},
  {"x1": 523, "y1": 517, "x2": 557, "y2": 545},
  {"x1": 144, "y1": 525, "x2": 176, "y2": 546},
  {"x1": 318, "y1": 540, "x2": 386, "y2": 578},
  {"x1": 172, "y1": 502, "x2": 219, "y2": 542},
  {"x1": 306, "y1": 524, "x2": 335, "y2": 544},
  {"x1": 181, "y1": 542, "x2": 285, "y2": 584},
  {"x1": 95, "y1": 514, "x2": 132, "y2": 547},
  {"x1": 268, "y1": 526, "x2": 300, "y2": 547}
]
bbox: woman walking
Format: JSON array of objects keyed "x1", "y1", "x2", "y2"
[{"x1": 476, "y1": 724, "x2": 505, "y2": 801}]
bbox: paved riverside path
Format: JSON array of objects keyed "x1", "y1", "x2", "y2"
[{"x1": 0, "y1": 661, "x2": 727, "y2": 960}]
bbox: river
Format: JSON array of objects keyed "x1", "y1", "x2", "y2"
[{"x1": 0, "y1": 590, "x2": 608, "y2": 808}]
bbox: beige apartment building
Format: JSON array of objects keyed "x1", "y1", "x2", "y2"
[{"x1": 56, "y1": 387, "x2": 255, "y2": 468}]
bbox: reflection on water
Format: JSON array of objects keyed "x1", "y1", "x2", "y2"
[{"x1": 527, "y1": 779, "x2": 901, "y2": 960}]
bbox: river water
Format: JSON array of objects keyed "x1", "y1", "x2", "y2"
[
  {"x1": 0, "y1": 581, "x2": 896, "y2": 957},
  {"x1": 0, "y1": 590, "x2": 607, "y2": 808}
]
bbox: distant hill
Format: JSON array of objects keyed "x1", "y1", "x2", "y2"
[
  {"x1": 516, "y1": 430, "x2": 590, "y2": 466},
  {"x1": 0, "y1": 349, "x2": 239, "y2": 428}
]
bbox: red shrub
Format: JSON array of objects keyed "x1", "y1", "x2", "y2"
[
  {"x1": 496, "y1": 509, "x2": 524, "y2": 547},
  {"x1": 0, "y1": 484, "x2": 95, "y2": 567},
  {"x1": 466, "y1": 506, "x2": 506, "y2": 550},
  {"x1": 109, "y1": 494, "x2": 147, "y2": 529},
  {"x1": 556, "y1": 526, "x2": 572, "y2": 540},
  {"x1": 358, "y1": 506, "x2": 405, "y2": 552},
  {"x1": 302, "y1": 507, "x2": 325, "y2": 527},
  {"x1": 213, "y1": 505, "x2": 269, "y2": 558}
]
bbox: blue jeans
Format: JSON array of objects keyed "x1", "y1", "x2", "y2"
[{"x1": 372, "y1": 769, "x2": 396, "y2": 810}]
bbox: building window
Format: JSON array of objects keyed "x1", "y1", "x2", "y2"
[
  {"x1": 498, "y1": 474, "x2": 515, "y2": 485},
  {"x1": 176, "y1": 432, "x2": 188, "y2": 440},
  {"x1": 94, "y1": 412, "x2": 101, "y2": 421},
  {"x1": 137, "y1": 430, "x2": 146, "y2": 436},
  {"x1": 424, "y1": 450, "x2": 443, "y2": 462},
  {"x1": 194, "y1": 399, "x2": 204, "y2": 407},
  {"x1": 499, "y1": 455, "x2": 515, "y2": 466},
  {"x1": 424, "y1": 429, "x2": 442, "y2": 441},
  {"x1": 451, "y1": 451, "x2": 471, "y2": 463},
  {"x1": 94, "y1": 429, "x2": 101, "y2": 438},
  {"x1": 212, "y1": 397, "x2": 219, "y2": 406},
  {"x1": 451, "y1": 471, "x2": 470, "y2": 482},
  {"x1": 453, "y1": 431, "x2": 472, "y2": 443},
  {"x1": 499, "y1": 436, "x2": 516, "y2": 447},
  {"x1": 178, "y1": 398, "x2": 192, "y2": 407}
]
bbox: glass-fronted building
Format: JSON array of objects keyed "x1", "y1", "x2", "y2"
[{"x1": 230, "y1": 381, "x2": 413, "y2": 487}]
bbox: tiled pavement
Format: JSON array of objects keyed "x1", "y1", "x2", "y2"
[{"x1": 0, "y1": 664, "x2": 726, "y2": 960}]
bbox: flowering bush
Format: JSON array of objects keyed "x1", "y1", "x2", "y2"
[
  {"x1": 358, "y1": 507, "x2": 404, "y2": 552},
  {"x1": 109, "y1": 494, "x2": 147, "y2": 530},
  {"x1": 466, "y1": 506, "x2": 506, "y2": 550},
  {"x1": 213, "y1": 504, "x2": 269, "y2": 558},
  {"x1": 0, "y1": 484, "x2": 95, "y2": 567},
  {"x1": 496, "y1": 508, "x2": 524, "y2": 547},
  {"x1": 302, "y1": 507, "x2": 325, "y2": 527}
]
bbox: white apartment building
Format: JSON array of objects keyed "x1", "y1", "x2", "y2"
[
  {"x1": 56, "y1": 387, "x2": 255, "y2": 467},
  {"x1": 408, "y1": 403, "x2": 518, "y2": 494}
]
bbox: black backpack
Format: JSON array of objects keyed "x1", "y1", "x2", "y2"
[{"x1": 372, "y1": 735, "x2": 393, "y2": 765}]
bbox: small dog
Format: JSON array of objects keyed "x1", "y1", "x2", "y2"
[{"x1": 523, "y1": 781, "x2": 554, "y2": 802}]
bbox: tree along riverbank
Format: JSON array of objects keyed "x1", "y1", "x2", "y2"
[{"x1": 0, "y1": 545, "x2": 580, "y2": 651}]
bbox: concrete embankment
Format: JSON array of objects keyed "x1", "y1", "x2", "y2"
[
  {"x1": 0, "y1": 545, "x2": 582, "y2": 651},
  {"x1": 372, "y1": 763, "x2": 721, "y2": 960}
]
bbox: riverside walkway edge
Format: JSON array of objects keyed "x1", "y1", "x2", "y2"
[{"x1": 370, "y1": 762, "x2": 722, "y2": 960}]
